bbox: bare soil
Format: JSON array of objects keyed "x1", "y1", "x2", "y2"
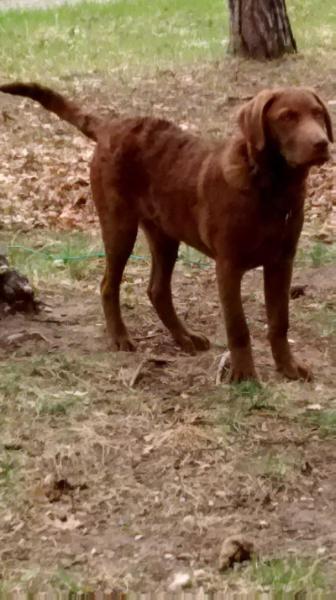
[{"x1": 0, "y1": 58, "x2": 335, "y2": 594}]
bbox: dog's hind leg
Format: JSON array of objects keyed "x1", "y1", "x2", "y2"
[
  {"x1": 143, "y1": 222, "x2": 210, "y2": 353},
  {"x1": 100, "y1": 226, "x2": 137, "y2": 352},
  {"x1": 91, "y1": 167, "x2": 137, "y2": 351}
]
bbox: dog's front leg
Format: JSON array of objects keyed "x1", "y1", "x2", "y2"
[
  {"x1": 264, "y1": 260, "x2": 312, "y2": 381},
  {"x1": 216, "y1": 260, "x2": 258, "y2": 382}
]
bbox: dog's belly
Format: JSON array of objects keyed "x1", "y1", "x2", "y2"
[{"x1": 138, "y1": 191, "x2": 214, "y2": 258}]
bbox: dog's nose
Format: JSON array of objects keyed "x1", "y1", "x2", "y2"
[{"x1": 314, "y1": 138, "x2": 328, "y2": 152}]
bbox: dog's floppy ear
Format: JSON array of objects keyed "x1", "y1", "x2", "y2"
[
  {"x1": 309, "y1": 90, "x2": 334, "y2": 143},
  {"x1": 238, "y1": 89, "x2": 279, "y2": 153}
]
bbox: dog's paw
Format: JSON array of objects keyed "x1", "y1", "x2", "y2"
[
  {"x1": 228, "y1": 366, "x2": 259, "y2": 384},
  {"x1": 217, "y1": 351, "x2": 258, "y2": 384},
  {"x1": 177, "y1": 331, "x2": 210, "y2": 353},
  {"x1": 188, "y1": 331, "x2": 211, "y2": 351},
  {"x1": 111, "y1": 336, "x2": 136, "y2": 352},
  {"x1": 278, "y1": 360, "x2": 312, "y2": 381}
]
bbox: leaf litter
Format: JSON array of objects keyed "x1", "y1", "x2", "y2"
[{"x1": 0, "y1": 60, "x2": 335, "y2": 238}]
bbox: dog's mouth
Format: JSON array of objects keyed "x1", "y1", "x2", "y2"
[
  {"x1": 311, "y1": 149, "x2": 331, "y2": 165},
  {"x1": 286, "y1": 148, "x2": 331, "y2": 169}
]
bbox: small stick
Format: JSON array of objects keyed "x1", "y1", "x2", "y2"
[
  {"x1": 216, "y1": 351, "x2": 231, "y2": 385},
  {"x1": 129, "y1": 358, "x2": 148, "y2": 388},
  {"x1": 129, "y1": 355, "x2": 174, "y2": 388}
]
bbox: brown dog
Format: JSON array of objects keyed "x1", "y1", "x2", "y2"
[{"x1": 0, "y1": 83, "x2": 333, "y2": 381}]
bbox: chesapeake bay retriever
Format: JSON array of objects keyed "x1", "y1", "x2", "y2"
[{"x1": 0, "y1": 83, "x2": 333, "y2": 382}]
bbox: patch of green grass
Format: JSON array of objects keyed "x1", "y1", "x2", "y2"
[
  {"x1": 179, "y1": 244, "x2": 210, "y2": 268},
  {"x1": 4, "y1": 231, "x2": 216, "y2": 288},
  {"x1": 0, "y1": 453, "x2": 17, "y2": 488},
  {"x1": 49, "y1": 568, "x2": 93, "y2": 595},
  {"x1": 0, "y1": 567, "x2": 92, "y2": 597},
  {"x1": 230, "y1": 380, "x2": 276, "y2": 413},
  {"x1": 304, "y1": 409, "x2": 336, "y2": 437},
  {"x1": 308, "y1": 242, "x2": 336, "y2": 268},
  {"x1": 238, "y1": 445, "x2": 302, "y2": 483},
  {"x1": 0, "y1": 0, "x2": 227, "y2": 79},
  {"x1": 229, "y1": 380, "x2": 269, "y2": 407},
  {"x1": 36, "y1": 394, "x2": 80, "y2": 416},
  {"x1": 6, "y1": 230, "x2": 103, "y2": 284},
  {"x1": 0, "y1": 448, "x2": 23, "y2": 501},
  {"x1": 249, "y1": 557, "x2": 327, "y2": 594},
  {"x1": 0, "y1": 354, "x2": 91, "y2": 415},
  {"x1": 0, "y1": 0, "x2": 335, "y2": 80},
  {"x1": 208, "y1": 382, "x2": 275, "y2": 437},
  {"x1": 296, "y1": 241, "x2": 336, "y2": 268},
  {"x1": 309, "y1": 303, "x2": 336, "y2": 338},
  {"x1": 0, "y1": 568, "x2": 41, "y2": 597},
  {"x1": 289, "y1": 0, "x2": 336, "y2": 52},
  {"x1": 257, "y1": 452, "x2": 291, "y2": 482},
  {"x1": 0, "y1": 366, "x2": 23, "y2": 402}
]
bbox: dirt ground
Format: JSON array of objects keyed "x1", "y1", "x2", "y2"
[{"x1": 0, "y1": 59, "x2": 335, "y2": 594}]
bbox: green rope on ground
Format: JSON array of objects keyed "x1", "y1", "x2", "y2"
[
  {"x1": 8, "y1": 244, "x2": 146, "y2": 262},
  {"x1": 7, "y1": 244, "x2": 210, "y2": 268}
]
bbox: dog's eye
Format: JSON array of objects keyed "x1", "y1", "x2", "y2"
[{"x1": 278, "y1": 110, "x2": 298, "y2": 122}]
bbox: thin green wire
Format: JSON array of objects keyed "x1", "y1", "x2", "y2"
[{"x1": 7, "y1": 244, "x2": 210, "y2": 268}]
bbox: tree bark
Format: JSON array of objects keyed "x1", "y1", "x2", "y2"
[{"x1": 228, "y1": 0, "x2": 297, "y2": 60}]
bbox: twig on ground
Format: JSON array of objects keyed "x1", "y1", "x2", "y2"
[
  {"x1": 216, "y1": 351, "x2": 231, "y2": 385},
  {"x1": 129, "y1": 355, "x2": 174, "y2": 388}
]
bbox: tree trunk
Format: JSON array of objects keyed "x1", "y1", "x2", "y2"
[{"x1": 228, "y1": 0, "x2": 297, "y2": 60}]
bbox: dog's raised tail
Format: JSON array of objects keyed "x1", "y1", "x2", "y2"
[{"x1": 0, "y1": 82, "x2": 101, "y2": 141}]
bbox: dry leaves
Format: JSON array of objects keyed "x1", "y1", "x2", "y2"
[
  {"x1": 0, "y1": 101, "x2": 96, "y2": 231},
  {"x1": 0, "y1": 85, "x2": 335, "y2": 237}
]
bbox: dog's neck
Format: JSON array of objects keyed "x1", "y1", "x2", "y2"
[
  {"x1": 251, "y1": 147, "x2": 309, "y2": 219},
  {"x1": 219, "y1": 136, "x2": 309, "y2": 219},
  {"x1": 251, "y1": 148, "x2": 309, "y2": 186}
]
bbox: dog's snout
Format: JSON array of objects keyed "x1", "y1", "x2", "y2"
[{"x1": 313, "y1": 138, "x2": 328, "y2": 152}]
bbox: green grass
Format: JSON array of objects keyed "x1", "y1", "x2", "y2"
[
  {"x1": 296, "y1": 241, "x2": 336, "y2": 268},
  {"x1": 0, "y1": 566, "x2": 92, "y2": 597},
  {"x1": 255, "y1": 451, "x2": 294, "y2": 482},
  {"x1": 49, "y1": 568, "x2": 93, "y2": 595},
  {"x1": 0, "y1": 453, "x2": 17, "y2": 488},
  {"x1": 4, "y1": 231, "x2": 214, "y2": 288},
  {"x1": 5, "y1": 230, "x2": 103, "y2": 284},
  {"x1": 315, "y1": 305, "x2": 335, "y2": 337},
  {"x1": 0, "y1": 447, "x2": 22, "y2": 503},
  {"x1": 0, "y1": 561, "x2": 330, "y2": 599},
  {"x1": 0, "y1": 354, "x2": 91, "y2": 413},
  {"x1": 0, "y1": 0, "x2": 335, "y2": 80},
  {"x1": 249, "y1": 557, "x2": 327, "y2": 595},
  {"x1": 2, "y1": 219, "x2": 332, "y2": 302},
  {"x1": 307, "y1": 302, "x2": 336, "y2": 339},
  {"x1": 208, "y1": 382, "x2": 276, "y2": 438},
  {"x1": 229, "y1": 380, "x2": 265, "y2": 403},
  {"x1": 304, "y1": 409, "x2": 336, "y2": 437},
  {"x1": 289, "y1": 0, "x2": 336, "y2": 51},
  {"x1": 308, "y1": 242, "x2": 336, "y2": 268},
  {"x1": 36, "y1": 393, "x2": 81, "y2": 416},
  {"x1": 0, "y1": 0, "x2": 227, "y2": 79}
]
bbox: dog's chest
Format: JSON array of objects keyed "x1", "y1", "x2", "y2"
[{"x1": 243, "y1": 189, "x2": 305, "y2": 266}]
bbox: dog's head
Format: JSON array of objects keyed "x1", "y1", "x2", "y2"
[{"x1": 238, "y1": 87, "x2": 333, "y2": 168}]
